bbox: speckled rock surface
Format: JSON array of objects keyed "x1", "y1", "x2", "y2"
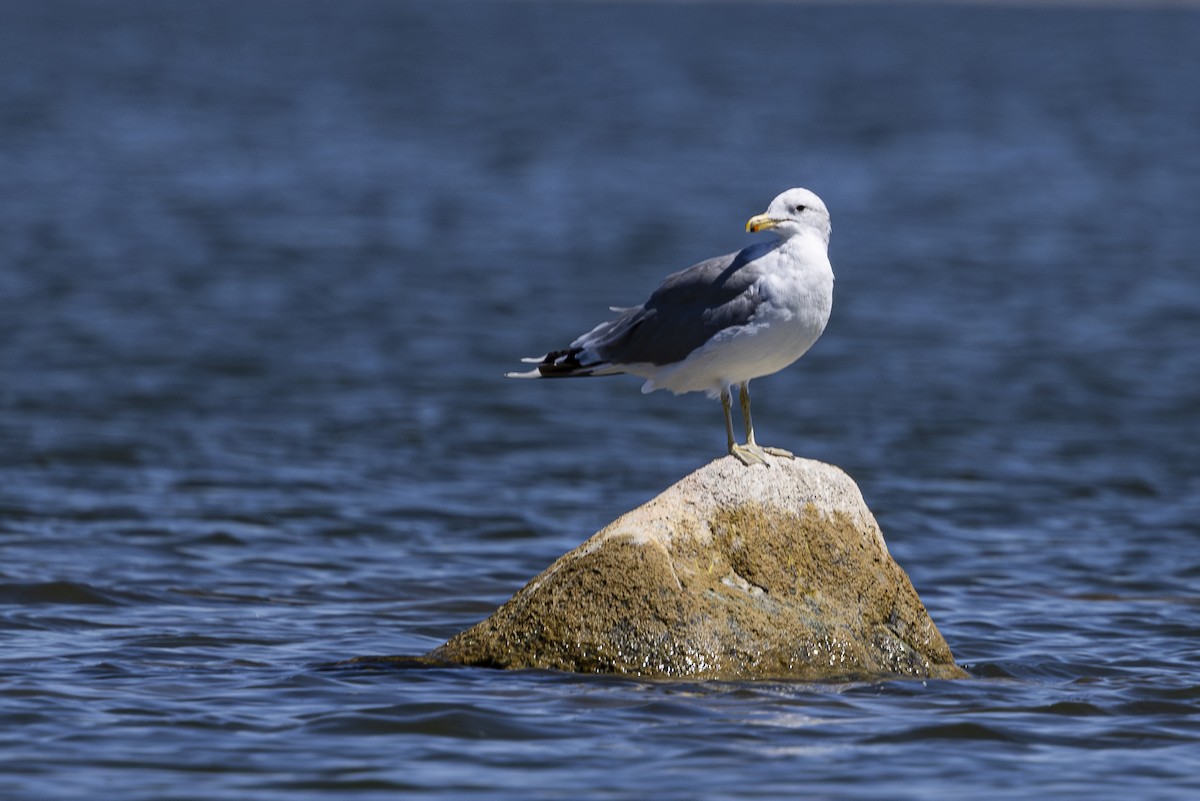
[{"x1": 427, "y1": 456, "x2": 968, "y2": 681}]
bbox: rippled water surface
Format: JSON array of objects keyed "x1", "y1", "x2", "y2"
[{"x1": 2, "y1": 1, "x2": 1199, "y2": 798}]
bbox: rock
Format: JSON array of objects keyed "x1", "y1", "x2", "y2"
[{"x1": 428, "y1": 456, "x2": 968, "y2": 681}]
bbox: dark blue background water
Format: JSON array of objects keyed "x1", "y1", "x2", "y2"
[{"x1": 2, "y1": 1, "x2": 1198, "y2": 798}]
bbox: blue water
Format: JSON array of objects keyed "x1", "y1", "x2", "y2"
[{"x1": 2, "y1": 1, "x2": 1199, "y2": 798}]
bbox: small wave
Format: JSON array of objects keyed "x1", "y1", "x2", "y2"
[
  {"x1": 0, "y1": 581, "x2": 147, "y2": 606},
  {"x1": 868, "y1": 721, "x2": 1018, "y2": 744}
]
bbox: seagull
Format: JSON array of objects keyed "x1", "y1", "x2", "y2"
[{"x1": 507, "y1": 187, "x2": 834, "y2": 466}]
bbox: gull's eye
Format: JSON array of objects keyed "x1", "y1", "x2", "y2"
[{"x1": 794, "y1": 204, "x2": 807, "y2": 213}]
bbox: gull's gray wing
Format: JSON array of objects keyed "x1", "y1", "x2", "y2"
[{"x1": 576, "y1": 241, "x2": 775, "y2": 367}]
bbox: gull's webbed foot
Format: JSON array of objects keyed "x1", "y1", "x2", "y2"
[
  {"x1": 730, "y1": 443, "x2": 768, "y2": 466},
  {"x1": 729, "y1": 443, "x2": 794, "y2": 466}
]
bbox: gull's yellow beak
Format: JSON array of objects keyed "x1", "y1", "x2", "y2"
[{"x1": 746, "y1": 214, "x2": 778, "y2": 233}]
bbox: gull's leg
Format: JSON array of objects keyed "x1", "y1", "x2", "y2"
[
  {"x1": 739, "y1": 382, "x2": 758, "y2": 448},
  {"x1": 724, "y1": 385, "x2": 764, "y2": 466},
  {"x1": 740, "y1": 382, "x2": 793, "y2": 459},
  {"x1": 721, "y1": 387, "x2": 737, "y2": 454}
]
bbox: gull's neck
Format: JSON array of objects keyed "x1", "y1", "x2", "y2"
[{"x1": 775, "y1": 229, "x2": 830, "y2": 259}]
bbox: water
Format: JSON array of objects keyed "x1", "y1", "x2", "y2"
[{"x1": 2, "y1": 0, "x2": 1199, "y2": 798}]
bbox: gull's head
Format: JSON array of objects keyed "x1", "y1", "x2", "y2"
[{"x1": 746, "y1": 188, "x2": 831, "y2": 244}]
